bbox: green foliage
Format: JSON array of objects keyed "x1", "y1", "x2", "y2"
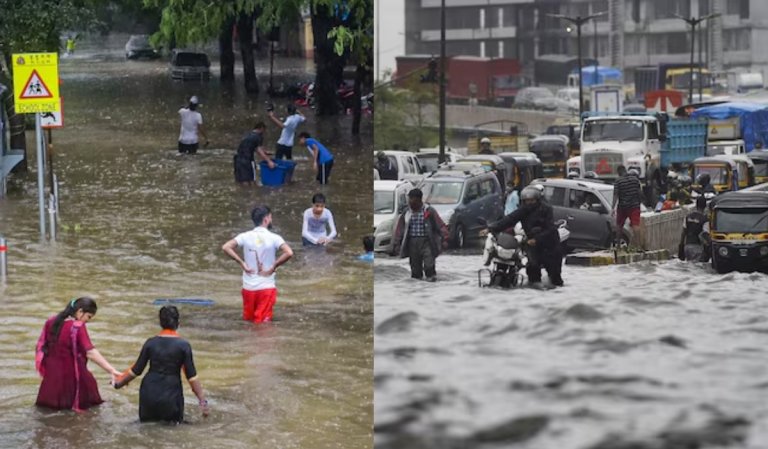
[
  {"x1": 0, "y1": 0, "x2": 103, "y2": 57},
  {"x1": 374, "y1": 72, "x2": 439, "y2": 151},
  {"x1": 326, "y1": 0, "x2": 372, "y2": 66}
]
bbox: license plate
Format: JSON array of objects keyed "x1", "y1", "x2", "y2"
[{"x1": 740, "y1": 249, "x2": 748, "y2": 257}]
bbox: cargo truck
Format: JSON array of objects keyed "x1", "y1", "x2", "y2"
[
  {"x1": 689, "y1": 102, "x2": 768, "y2": 155},
  {"x1": 634, "y1": 64, "x2": 713, "y2": 100},
  {"x1": 567, "y1": 112, "x2": 709, "y2": 206}
]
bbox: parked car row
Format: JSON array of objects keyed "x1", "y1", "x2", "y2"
[{"x1": 124, "y1": 35, "x2": 211, "y2": 81}]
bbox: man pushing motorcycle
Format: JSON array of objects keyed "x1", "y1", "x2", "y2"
[{"x1": 488, "y1": 186, "x2": 564, "y2": 288}]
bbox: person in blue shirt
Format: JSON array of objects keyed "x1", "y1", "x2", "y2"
[
  {"x1": 358, "y1": 235, "x2": 374, "y2": 262},
  {"x1": 298, "y1": 132, "x2": 334, "y2": 184}
]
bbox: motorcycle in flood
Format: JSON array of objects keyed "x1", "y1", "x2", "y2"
[{"x1": 478, "y1": 220, "x2": 570, "y2": 289}]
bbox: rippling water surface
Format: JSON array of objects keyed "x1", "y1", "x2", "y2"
[
  {"x1": 0, "y1": 34, "x2": 372, "y2": 449},
  {"x1": 374, "y1": 253, "x2": 768, "y2": 449}
]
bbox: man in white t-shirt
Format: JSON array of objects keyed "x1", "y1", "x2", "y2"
[
  {"x1": 178, "y1": 96, "x2": 209, "y2": 154},
  {"x1": 267, "y1": 104, "x2": 305, "y2": 160},
  {"x1": 222, "y1": 205, "x2": 294, "y2": 323}
]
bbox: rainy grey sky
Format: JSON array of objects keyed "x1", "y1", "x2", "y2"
[{"x1": 375, "y1": 0, "x2": 405, "y2": 78}]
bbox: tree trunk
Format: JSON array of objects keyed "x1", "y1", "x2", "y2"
[
  {"x1": 311, "y1": 4, "x2": 340, "y2": 116},
  {"x1": 352, "y1": 64, "x2": 363, "y2": 135},
  {"x1": 219, "y1": 18, "x2": 235, "y2": 82},
  {"x1": 237, "y1": 12, "x2": 259, "y2": 94}
]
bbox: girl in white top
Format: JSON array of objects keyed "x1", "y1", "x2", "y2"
[{"x1": 302, "y1": 193, "x2": 338, "y2": 246}]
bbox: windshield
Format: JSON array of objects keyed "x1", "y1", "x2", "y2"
[
  {"x1": 422, "y1": 181, "x2": 463, "y2": 205},
  {"x1": 753, "y1": 160, "x2": 768, "y2": 177},
  {"x1": 417, "y1": 155, "x2": 439, "y2": 172},
  {"x1": 176, "y1": 53, "x2": 209, "y2": 67},
  {"x1": 715, "y1": 208, "x2": 768, "y2": 233},
  {"x1": 530, "y1": 141, "x2": 566, "y2": 162},
  {"x1": 374, "y1": 190, "x2": 395, "y2": 214},
  {"x1": 597, "y1": 189, "x2": 614, "y2": 205},
  {"x1": 707, "y1": 144, "x2": 740, "y2": 156},
  {"x1": 129, "y1": 36, "x2": 150, "y2": 47},
  {"x1": 583, "y1": 120, "x2": 644, "y2": 142},
  {"x1": 694, "y1": 165, "x2": 728, "y2": 185},
  {"x1": 671, "y1": 72, "x2": 713, "y2": 89}
]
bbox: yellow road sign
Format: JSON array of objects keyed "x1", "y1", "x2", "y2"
[{"x1": 12, "y1": 53, "x2": 60, "y2": 114}]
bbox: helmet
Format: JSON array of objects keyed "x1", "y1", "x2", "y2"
[
  {"x1": 520, "y1": 186, "x2": 543, "y2": 201},
  {"x1": 696, "y1": 173, "x2": 711, "y2": 186},
  {"x1": 480, "y1": 137, "x2": 491, "y2": 144},
  {"x1": 628, "y1": 168, "x2": 640, "y2": 177}
]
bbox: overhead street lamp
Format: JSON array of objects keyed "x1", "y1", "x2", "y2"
[
  {"x1": 439, "y1": 0, "x2": 446, "y2": 164},
  {"x1": 674, "y1": 13, "x2": 721, "y2": 105},
  {"x1": 548, "y1": 11, "x2": 607, "y2": 117}
]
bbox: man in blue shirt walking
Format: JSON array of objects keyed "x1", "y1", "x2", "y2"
[{"x1": 298, "y1": 132, "x2": 334, "y2": 185}]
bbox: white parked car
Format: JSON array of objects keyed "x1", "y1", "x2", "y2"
[
  {"x1": 515, "y1": 87, "x2": 571, "y2": 111},
  {"x1": 373, "y1": 150, "x2": 426, "y2": 183},
  {"x1": 373, "y1": 180, "x2": 413, "y2": 253},
  {"x1": 556, "y1": 88, "x2": 580, "y2": 112}
]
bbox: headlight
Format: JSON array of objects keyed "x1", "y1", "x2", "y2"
[
  {"x1": 718, "y1": 247, "x2": 729, "y2": 257},
  {"x1": 375, "y1": 219, "x2": 393, "y2": 235},
  {"x1": 760, "y1": 246, "x2": 768, "y2": 256}
]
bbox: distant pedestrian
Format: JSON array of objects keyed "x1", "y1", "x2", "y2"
[
  {"x1": 66, "y1": 36, "x2": 76, "y2": 56},
  {"x1": 612, "y1": 165, "x2": 645, "y2": 250},
  {"x1": 298, "y1": 132, "x2": 334, "y2": 184},
  {"x1": 678, "y1": 196, "x2": 709, "y2": 262},
  {"x1": 478, "y1": 137, "x2": 494, "y2": 154},
  {"x1": 177, "y1": 96, "x2": 208, "y2": 155},
  {"x1": 391, "y1": 188, "x2": 449, "y2": 282},
  {"x1": 234, "y1": 122, "x2": 273, "y2": 185},
  {"x1": 267, "y1": 104, "x2": 305, "y2": 160},
  {"x1": 302, "y1": 193, "x2": 337, "y2": 246},
  {"x1": 358, "y1": 235, "x2": 374, "y2": 262},
  {"x1": 222, "y1": 206, "x2": 294, "y2": 323},
  {"x1": 376, "y1": 151, "x2": 398, "y2": 180}
]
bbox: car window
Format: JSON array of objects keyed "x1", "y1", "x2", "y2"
[
  {"x1": 465, "y1": 182, "x2": 481, "y2": 202},
  {"x1": 568, "y1": 189, "x2": 602, "y2": 211},
  {"x1": 647, "y1": 122, "x2": 659, "y2": 140},
  {"x1": 543, "y1": 186, "x2": 566, "y2": 206},
  {"x1": 374, "y1": 190, "x2": 395, "y2": 214},
  {"x1": 401, "y1": 157, "x2": 412, "y2": 174},
  {"x1": 398, "y1": 191, "x2": 407, "y2": 212},
  {"x1": 423, "y1": 181, "x2": 463, "y2": 204},
  {"x1": 479, "y1": 179, "x2": 493, "y2": 197}
]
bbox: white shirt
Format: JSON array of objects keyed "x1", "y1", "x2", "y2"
[
  {"x1": 234, "y1": 226, "x2": 286, "y2": 290},
  {"x1": 178, "y1": 108, "x2": 203, "y2": 144},
  {"x1": 277, "y1": 114, "x2": 305, "y2": 146},
  {"x1": 302, "y1": 208, "x2": 337, "y2": 244}
]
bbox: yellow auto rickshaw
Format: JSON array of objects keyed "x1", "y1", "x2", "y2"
[
  {"x1": 708, "y1": 191, "x2": 768, "y2": 273},
  {"x1": 469, "y1": 120, "x2": 530, "y2": 154},
  {"x1": 690, "y1": 154, "x2": 755, "y2": 193},
  {"x1": 747, "y1": 150, "x2": 768, "y2": 184},
  {"x1": 529, "y1": 135, "x2": 568, "y2": 178}
]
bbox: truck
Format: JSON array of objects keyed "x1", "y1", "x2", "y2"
[
  {"x1": 690, "y1": 102, "x2": 768, "y2": 154},
  {"x1": 394, "y1": 55, "x2": 525, "y2": 105},
  {"x1": 566, "y1": 66, "x2": 622, "y2": 90},
  {"x1": 567, "y1": 112, "x2": 709, "y2": 205},
  {"x1": 634, "y1": 63, "x2": 713, "y2": 101},
  {"x1": 534, "y1": 54, "x2": 597, "y2": 87}
]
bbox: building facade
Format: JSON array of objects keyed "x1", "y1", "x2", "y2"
[{"x1": 405, "y1": 0, "x2": 768, "y2": 81}]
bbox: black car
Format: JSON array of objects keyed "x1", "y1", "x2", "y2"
[
  {"x1": 170, "y1": 49, "x2": 211, "y2": 81},
  {"x1": 125, "y1": 35, "x2": 160, "y2": 60},
  {"x1": 531, "y1": 178, "x2": 638, "y2": 250}
]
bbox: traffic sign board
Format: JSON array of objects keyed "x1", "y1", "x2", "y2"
[
  {"x1": 12, "y1": 53, "x2": 60, "y2": 114},
  {"x1": 41, "y1": 99, "x2": 63, "y2": 128}
]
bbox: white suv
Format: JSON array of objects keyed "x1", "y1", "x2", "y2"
[{"x1": 373, "y1": 180, "x2": 414, "y2": 253}]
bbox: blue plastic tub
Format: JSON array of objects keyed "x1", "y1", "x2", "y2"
[{"x1": 259, "y1": 160, "x2": 297, "y2": 186}]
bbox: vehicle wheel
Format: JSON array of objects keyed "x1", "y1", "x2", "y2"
[
  {"x1": 712, "y1": 255, "x2": 731, "y2": 274},
  {"x1": 490, "y1": 272, "x2": 503, "y2": 287},
  {"x1": 454, "y1": 224, "x2": 466, "y2": 248}
]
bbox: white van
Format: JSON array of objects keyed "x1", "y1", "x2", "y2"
[{"x1": 373, "y1": 150, "x2": 426, "y2": 183}]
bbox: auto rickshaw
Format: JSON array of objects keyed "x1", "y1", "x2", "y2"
[
  {"x1": 529, "y1": 135, "x2": 568, "y2": 178},
  {"x1": 497, "y1": 152, "x2": 544, "y2": 189},
  {"x1": 707, "y1": 191, "x2": 768, "y2": 273},
  {"x1": 468, "y1": 120, "x2": 530, "y2": 154},
  {"x1": 460, "y1": 154, "x2": 508, "y2": 190},
  {"x1": 545, "y1": 119, "x2": 581, "y2": 157},
  {"x1": 690, "y1": 154, "x2": 755, "y2": 193},
  {"x1": 747, "y1": 150, "x2": 768, "y2": 184}
]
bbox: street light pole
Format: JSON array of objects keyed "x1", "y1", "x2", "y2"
[
  {"x1": 674, "y1": 13, "x2": 720, "y2": 105},
  {"x1": 376, "y1": 0, "x2": 380, "y2": 82},
  {"x1": 439, "y1": 0, "x2": 446, "y2": 164},
  {"x1": 549, "y1": 12, "x2": 606, "y2": 117}
]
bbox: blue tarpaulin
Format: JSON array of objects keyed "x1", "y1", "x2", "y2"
[
  {"x1": 690, "y1": 102, "x2": 768, "y2": 152},
  {"x1": 570, "y1": 66, "x2": 623, "y2": 87}
]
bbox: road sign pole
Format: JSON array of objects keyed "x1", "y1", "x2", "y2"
[{"x1": 35, "y1": 113, "x2": 46, "y2": 240}]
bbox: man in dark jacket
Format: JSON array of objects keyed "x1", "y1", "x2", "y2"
[
  {"x1": 392, "y1": 188, "x2": 449, "y2": 282},
  {"x1": 678, "y1": 196, "x2": 710, "y2": 262},
  {"x1": 488, "y1": 185, "x2": 564, "y2": 287}
]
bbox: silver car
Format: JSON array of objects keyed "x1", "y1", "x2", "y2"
[{"x1": 170, "y1": 49, "x2": 211, "y2": 81}]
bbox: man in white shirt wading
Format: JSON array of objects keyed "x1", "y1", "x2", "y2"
[
  {"x1": 222, "y1": 206, "x2": 294, "y2": 323},
  {"x1": 267, "y1": 104, "x2": 305, "y2": 160},
  {"x1": 178, "y1": 95, "x2": 209, "y2": 155}
]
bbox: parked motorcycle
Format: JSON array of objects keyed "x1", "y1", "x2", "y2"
[{"x1": 478, "y1": 220, "x2": 570, "y2": 289}]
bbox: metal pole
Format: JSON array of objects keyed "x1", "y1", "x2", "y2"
[
  {"x1": 0, "y1": 236, "x2": 7, "y2": 283},
  {"x1": 698, "y1": 23, "x2": 704, "y2": 100},
  {"x1": 689, "y1": 21, "x2": 696, "y2": 105},
  {"x1": 577, "y1": 20, "x2": 584, "y2": 116},
  {"x1": 376, "y1": 0, "x2": 380, "y2": 82},
  {"x1": 48, "y1": 193, "x2": 56, "y2": 241},
  {"x1": 439, "y1": 0, "x2": 446, "y2": 164},
  {"x1": 35, "y1": 113, "x2": 46, "y2": 240},
  {"x1": 593, "y1": 19, "x2": 598, "y2": 86},
  {"x1": 53, "y1": 173, "x2": 60, "y2": 218}
]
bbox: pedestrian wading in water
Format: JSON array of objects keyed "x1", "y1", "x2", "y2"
[
  {"x1": 392, "y1": 188, "x2": 449, "y2": 282},
  {"x1": 113, "y1": 306, "x2": 210, "y2": 423},
  {"x1": 35, "y1": 297, "x2": 121, "y2": 412},
  {"x1": 302, "y1": 193, "x2": 338, "y2": 246}
]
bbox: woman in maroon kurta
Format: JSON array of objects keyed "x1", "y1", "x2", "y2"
[{"x1": 35, "y1": 297, "x2": 121, "y2": 412}]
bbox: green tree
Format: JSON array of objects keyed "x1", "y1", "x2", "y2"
[
  {"x1": 373, "y1": 72, "x2": 438, "y2": 151},
  {"x1": 0, "y1": 0, "x2": 103, "y2": 172}
]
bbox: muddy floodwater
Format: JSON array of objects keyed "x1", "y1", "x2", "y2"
[
  {"x1": 375, "y1": 254, "x2": 768, "y2": 449},
  {"x1": 0, "y1": 35, "x2": 372, "y2": 449}
]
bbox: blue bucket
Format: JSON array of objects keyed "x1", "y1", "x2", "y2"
[{"x1": 259, "y1": 160, "x2": 297, "y2": 186}]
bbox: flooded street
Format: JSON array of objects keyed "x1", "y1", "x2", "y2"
[
  {"x1": 375, "y1": 254, "x2": 768, "y2": 448},
  {"x1": 0, "y1": 36, "x2": 372, "y2": 449}
]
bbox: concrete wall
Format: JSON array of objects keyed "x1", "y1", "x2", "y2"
[{"x1": 639, "y1": 207, "x2": 689, "y2": 253}]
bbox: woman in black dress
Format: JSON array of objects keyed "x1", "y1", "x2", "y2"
[{"x1": 114, "y1": 306, "x2": 209, "y2": 422}]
